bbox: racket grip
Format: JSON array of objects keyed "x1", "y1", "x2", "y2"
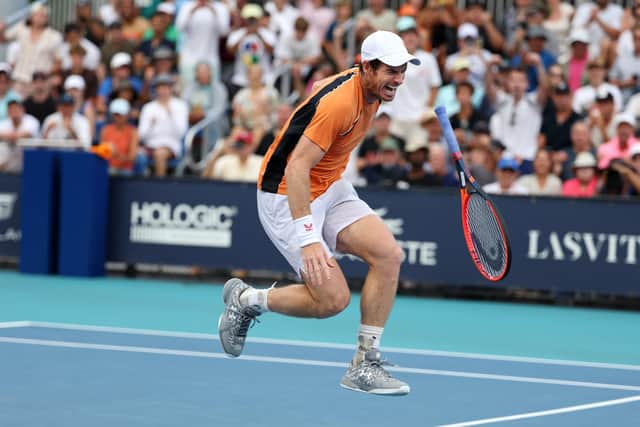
[{"x1": 435, "y1": 106, "x2": 461, "y2": 154}]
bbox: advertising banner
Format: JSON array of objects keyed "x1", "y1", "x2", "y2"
[{"x1": 0, "y1": 173, "x2": 20, "y2": 258}]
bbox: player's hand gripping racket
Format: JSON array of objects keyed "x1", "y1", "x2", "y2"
[{"x1": 435, "y1": 106, "x2": 511, "y2": 282}]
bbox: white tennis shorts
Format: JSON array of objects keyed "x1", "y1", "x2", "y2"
[{"x1": 257, "y1": 178, "x2": 374, "y2": 277}]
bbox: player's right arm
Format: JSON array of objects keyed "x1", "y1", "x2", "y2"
[{"x1": 285, "y1": 135, "x2": 335, "y2": 287}]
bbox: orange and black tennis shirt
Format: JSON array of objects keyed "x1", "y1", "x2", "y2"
[{"x1": 257, "y1": 67, "x2": 379, "y2": 201}]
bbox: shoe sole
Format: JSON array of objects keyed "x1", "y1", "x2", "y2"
[
  {"x1": 218, "y1": 309, "x2": 240, "y2": 358},
  {"x1": 339, "y1": 382, "x2": 410, "y2": 396}
]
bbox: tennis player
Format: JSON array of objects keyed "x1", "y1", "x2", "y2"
[{"x1": 218, "y1": 31, "x2": 419, "y2": 395}]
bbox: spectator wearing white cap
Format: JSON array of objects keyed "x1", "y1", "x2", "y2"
[
  {"x1": 586, "y1": 87, "x2": 616, "y2": 148},
  {"x1": 609, "y1": 26, "x2": 640, "y2": 105},
  {"x1": 65, "y1": 75, "x2": 95, "y2": 142},
  {"x1": 227, "y1": 4, "x2": 277, "y2": 91},
  {"x1": 138, "y1": 74, "x2": 188, "y2": 177},
  {"x1": 571, "y1": 0, "x2": 624, "y2": 60},
  {"x1": 597, "y1": 113, "x2": 640, "y2": 170},
  {"x1": 562, "y1": 151, "x2": 599, "y2": 197},
  {"x1": 61, "y1": 44, "x2": 100, "y2": 101},
  {"x1": 100, "y1": 98, "x2": 139, "y2": 176},
  {"x1": 97, "y1": 52, "x2": 143, "y2": 115},
  {"x1": 177, "y1": 0, "x2": 230, "y2": 87},
  {"x1": 445, "y1": 23, "x2": 493, "y2": 87},
  {"x1": 0, "y1": 65, "x2": 20, "y2": 122},
  {"x1": 386, "y1": 16, "x2": 442, "y2": 144},
  {"x1": 565, "y1": 28, "x2": 591, "y2": 92},
  {"x1": 42, "y1": 94, "x2": 92, "y2": 148},
  {"x1": 0, "y1": 100, "x2": 40, "y2": 172},
  {"x1": 0, "y1": 4, "x2": 63, "y2": 95}
]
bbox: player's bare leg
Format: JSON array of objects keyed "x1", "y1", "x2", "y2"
[{"x1": 335, "y1": 214, "x2": 409, "y2": 395}]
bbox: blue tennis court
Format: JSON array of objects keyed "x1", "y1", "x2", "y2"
[{"x1": 1, "y1": 271, "x2": 639, "y2": 426}]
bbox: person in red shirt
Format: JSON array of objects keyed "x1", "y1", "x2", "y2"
[
  {"x1": 99, "y1": 98, "x2": 139, "y2": 175},
  {"x1": 562, "y1": 151, "x2": 599, "y2": 197}
]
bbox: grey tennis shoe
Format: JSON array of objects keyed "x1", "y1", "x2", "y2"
[
  {"x1": 340, "y1": 350, "x2": 410, "y2": 395},
  {"x1": 218, "y1": 278, "x2": 261, "y2": 357}
]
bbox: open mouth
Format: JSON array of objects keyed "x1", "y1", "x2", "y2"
[{"x1": 382, "y1": 85, "x2": 397, "y2": 98}]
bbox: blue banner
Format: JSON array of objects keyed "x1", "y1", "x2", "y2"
[
  {"x1": 106, "y1": 179, "x2": 640, "y2": 296},
  {"x1": 0, "y1": 173, "x2": 20, "y2": 258}
]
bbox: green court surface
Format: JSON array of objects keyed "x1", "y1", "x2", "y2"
[{"x1": 0, "y1": 270, "x2": 638, "y2": 365}]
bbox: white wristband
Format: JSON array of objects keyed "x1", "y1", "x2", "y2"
[{"x1": 294, "y1": 215, "x2": 321, "y2": 248}]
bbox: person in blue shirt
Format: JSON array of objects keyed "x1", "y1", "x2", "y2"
[
  {"x1": 510, "y1": 26, "x2": 556, "y2": 92},
  {"x1": 97, "y1": 52, "x2": 143, "y2": 114}
]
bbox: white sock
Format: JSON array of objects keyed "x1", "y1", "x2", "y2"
[
  {"x1": 353, "y1": 324, "x2": 383, "y2": 365},
  {"x1": 239, "y1": 287, "x2": 271, "y2": 313}
]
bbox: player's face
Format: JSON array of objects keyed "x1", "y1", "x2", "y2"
[{"x1": 366, "y1": 62, "x2": 407, "y2": 103}]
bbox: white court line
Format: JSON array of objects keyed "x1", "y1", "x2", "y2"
[
  {"x1": 438, "y1": 394, "x2": 640, "y2": 427},
  {"x1": 1, "y1": 336, "x2": 640, "y2": 393},
  {"x1": 18, "y1": 321, "x2": 640, "y2": 372},
  {"x1": 0, "y1": 321, "x2": 30, "y2": 329}
]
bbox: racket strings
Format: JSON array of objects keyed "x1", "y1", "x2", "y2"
[{"x1": 466, "y1": 195, "x2": 508, "y2": 278}]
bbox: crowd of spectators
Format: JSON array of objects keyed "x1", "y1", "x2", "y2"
[{"x1": 0, "y1": 0, "x2": 640, "y2": 198}]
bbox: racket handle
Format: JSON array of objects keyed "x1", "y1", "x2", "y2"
[{"x1": 435, "y1": 106, "x2": 462, "y2": 154}]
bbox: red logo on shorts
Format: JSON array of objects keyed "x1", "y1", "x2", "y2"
[{"x1": 304, "y1": 223, "x2": 313, "y2": 232}]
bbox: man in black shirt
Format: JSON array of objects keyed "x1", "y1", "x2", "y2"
[
  {"x1": 540, "y1": 82, "x2": 583, "y2": 152},
  {"x1": 23, "y1": 72, "x2": 57, "y2": 125}
]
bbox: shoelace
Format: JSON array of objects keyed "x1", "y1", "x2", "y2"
[{"x1": 227, "y1": 306, "x2": 260, "y2": 339}]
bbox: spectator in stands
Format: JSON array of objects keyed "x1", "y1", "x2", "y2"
[
  {"x1": 62, "y1": 45, "x2": 99, "y2": 102},
  {"x1": 109, "y1": 79, "x2": 142, "y2": 124},
  {"x1": 546, "y1": 64, "x2": 565, "y2": 92},
  {"x1": 0, "y1": 65, "x2": 20, "y2": 122},
  {"x1": 136, "y1": 8, "x2": 177, "y2": 68},
  {"x1": 256, "y1": 102, "x2": 293, "y2": 155},
  {"x1": 464, "y1": 0, "x2": 505, "y2": 54},
  {"x1": 42, "y1": 94, "x2": 92, "y2": 148},
  {"x1": 553, "y1": 121, "x2": 596, "y2": 180},
  {"x1": 510, "y1": 26, "x2": 556, "y2": 92},
  {"x1": 142, "y1": 3, "x2": 177, "y2": 44},
  {"x1": 358, "y1": 110, "x2": 404, "y2": 170},
  {"x1": 487, "y1": 61, "x2": 548, "y2": 175},
  {"x1": 360, "y1": 138, "x2": 407, "y2": 188},
  {"x1": 562, "y1": 151, "x2": 599, "y2": 197},
  {"x1": 387, "y1": 17, "x2": 442, "y2": 144},
  {"x1": 616, "y1": 2, "x2": 640, "y2": 57},
  {"x1": 23, "y1": 71, "x2": 56, "y2": 125},
  {"x1": 143, "y1": 47, "x2": 180, "y2": 98},
  {"x1": 466, "y1": 137, "x2": 496, "y2": 186},
  {"x1": 516, "y1": 149, "x2": 562, "y2": 195},
  {"x1": 176, "y1": 0, "x2": 229, "y2": 86},
  {"x1": 323, "y1": 0, "x2": 354, "y2": 72},
  {"x1": 58, "y1": 22, "x2": 100, "y2": 72},
  {"x1": 445, "y1": 23, "x2": 493, "y2": 87},
  {"x1": 435, "y1": 57, "x2": 484, "y2": 117},
  {"x1": 64, "y1": 75, "x2": 95, "y2": 142},
  {"x1": 100, "y1": 98, "x2": 139, "y2": 176},
  {"x1": 449, "y1": 81, "x2": 485, "y2": 141},
  {"x1": 182, "y1": 62, "x2": 217, "y2": 126},
  {"x1": 227, "y1": 4, "x2": 276, "y2": 93},
  {"x1": 543, "y1": 0, "x2": 575, "y2": 65},
  {"x1": 424, "y1": 142, "x2": 458, "y2": 186},
  {"x1": 355, "y1": 0, "x2": 396, "y2": 32},
  {"x1": 100, "y1": 0, "x2": 121, "y2": 27},
  {"x1": 202, "y1": 129, "x2": 264, "y2": 182},
  {"x1": 0, "y1": 100, "x2": 39, "y2": 172},
  {"x1": 275, "y1": 17, "x2": 322, "y2": 100},
  {"x1": 0, "y1": 4, "x2": 62, "y2": 96},
  {"x1": 265, "y1": 0, "x2": 300, "y2": 41},
  {"x1": 403, "y1": 129, "x2": 437, "y2": 188},
  {"x1": 587, "y1": 87, "x2": 617, "y2": 148},
  {"x1": 609, "y1": 145, "x2": 640, "y2": 195},
  {"x1": 298, "y1": 0, "x2": 336, "y2": 43},
  {"x1": 98, "y1": 53, "x2": 143, "y2": 114},
  {"x1": 565, "y1": 28, "x2": 590, "y2": 93},
  {"x1": 137, "y1": 74, "x2": 189, "y2": 177},
  {"x1": 540, "y1": 82, "x2": 583, "y2": 152},
  {"x1": 573, "y1": 59, "x2": 623, "y2": 115},
  {"x1": 597, "y1": 113, "x2": 640, "y2": 169},
  {"x1": 232, "y1": 65, "x2": 279, "y2": 150},
  {"x1": 609, "y1": 25, "x2": 640, "y2": 104},
  {"x1": 483, "y1": 156, "x2": 528, "y2": 195},
  {"x1": 100, "y1": 22, "x2": 137, "y2": 75},
  {"x1": 119, "y1": 0, "x2": 151, "y2": 42},
  {"x1": 571, "y1": 0, "x2": 623, "y2": 60}
]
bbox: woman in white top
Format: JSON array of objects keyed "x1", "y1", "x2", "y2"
[
  {"x1": 516, "y1": 149, "x2": 563, "y2": 196},
  {"x1": 543, "y1": 0, "x2": 574, "y2": 64},
  {"x1": 0, "y1": 4, "x2": 62, "y2": 96}
]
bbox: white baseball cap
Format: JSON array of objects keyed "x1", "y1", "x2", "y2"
[
  {"x1": 458, "y1": 23, "x2": 479, "y2": 39},
  {"x1": 361, "y1": 31, "x2": 420, "y2": 67},
  {"x1": 110, "y1": 52, "x2": 132, "y2": 69},
  {"x1": 156, "y1": 2, "x2": 176, "y2": 15},
  {"x1": 64, "y1": 74, "x2": 85, "y2": 91},
  {"x1": 109, "y1": 98, "x2": 131, "y2": 115}
]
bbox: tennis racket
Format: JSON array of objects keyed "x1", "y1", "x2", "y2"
[{"x1": 435, "y1": 106, "x2": 511, "y2": 282}]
